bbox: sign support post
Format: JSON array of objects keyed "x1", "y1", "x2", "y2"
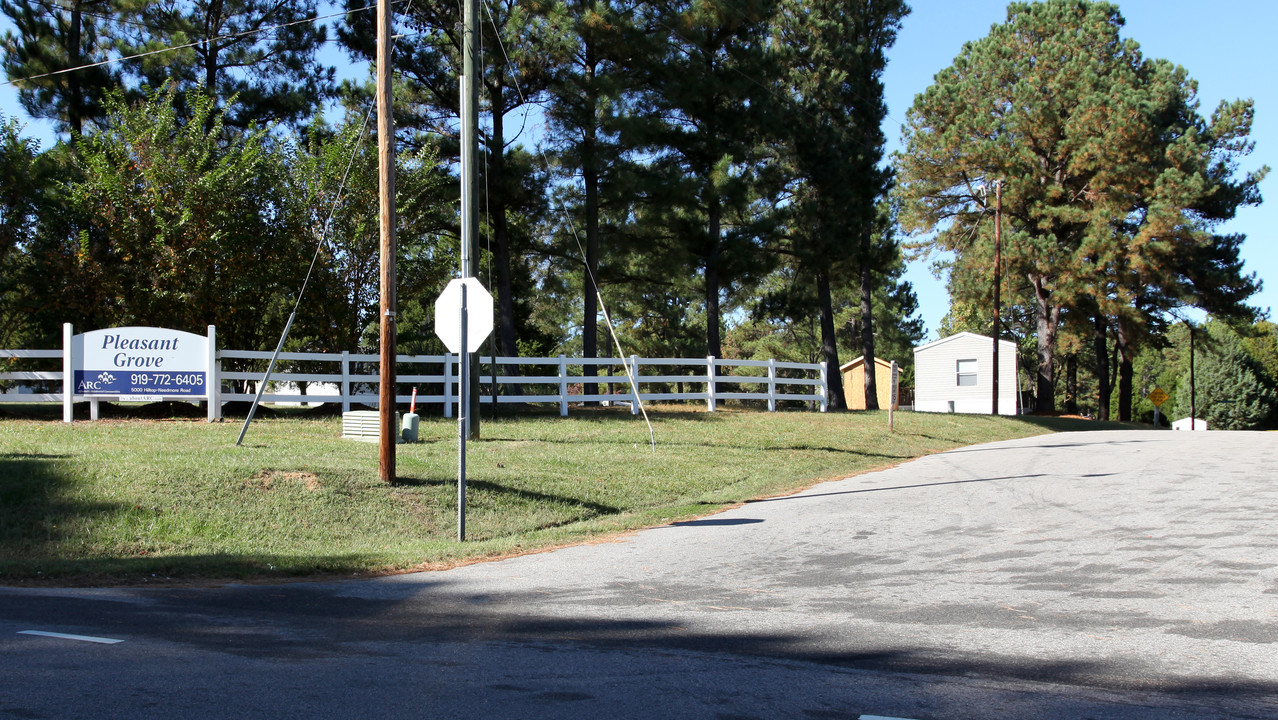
[
  {"x1": 63, "y1": 323, "x2": 74, "y2": 423},
  {"x1": 1147, "y1": 386, "x2": 1169, "y2": 429},
  {"x1": 458, "y1": 284, "x2": 469, "y2": 541},
  {"x1": 435, "y1": 277, "x2": 492, "y2": 542},
  {"x1": 207, "y1": 325, "x2": 218, "y2": 422}
]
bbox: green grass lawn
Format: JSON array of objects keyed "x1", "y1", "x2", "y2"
[{"x1": 0, "y1": 405, "x2": 1130, "y2": 585}]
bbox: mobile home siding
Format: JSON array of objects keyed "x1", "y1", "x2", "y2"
[{"x1": 913, "y1": 332, "x2": 1018, "y2": 415}]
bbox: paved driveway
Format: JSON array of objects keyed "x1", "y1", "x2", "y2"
[{"x1": 3, "y1": 430, "x2": 1276, "y2": 719}]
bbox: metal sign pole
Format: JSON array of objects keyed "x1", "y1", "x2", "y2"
[{"x1": 458, "y1": 283, "x2": 469, "y2": 542}]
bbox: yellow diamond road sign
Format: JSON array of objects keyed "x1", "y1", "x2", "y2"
[{"x1": 1147, "y1": 387, "x2": 1169, "y2": 407}]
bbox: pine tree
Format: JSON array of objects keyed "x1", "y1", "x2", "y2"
[
  {"x1": 1, "y1": 0, "x2": 120, "y2": 137},
  {"x1": 771, "y1": 0, "x2": 908, "y2": 410},
  {"x1": 1176, "y1": 321, "x2": 1277, "y2": 430},
  {"x1": 897, "y1": 0, "x2": 1265, "y2": 412},
  {"x1": 622, "y1": 0, "x2": 780, "y2": 361},
  {"x1": 115, "y1": 0, "x2": 333, "y2": 130},
  {"x1": 542, "y1": 0, "x2": 636, "y2": 396}
]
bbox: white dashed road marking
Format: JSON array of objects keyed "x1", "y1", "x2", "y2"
[{"x1": 18, "y1": 630, "x2": 124, "y2": 644}]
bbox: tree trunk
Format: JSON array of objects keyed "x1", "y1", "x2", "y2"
[
  {"x1": 1064, "y1": 354, "x2": 1078, "y2": 414},
  {"x1": 705, "y1": 196, "x2": 722, "y2": 359},
  {"x1": 859, "y1": 227, "x2": 879, "y2": 410},
  {"x1": 1117, "y1": 323, "x2": 1133, "y2": 421},
  {"x1": 68, "y1": 1, "x2": 84, "y2": 137},
  {"x1": 818, "y1": 267, "x2": 846, "y2": 410},
  {"x1": 1093, "y1": 313, "x2": 1110, "y2": 421},
  {"x1": 489, "y1": 104, "x2": 517, "y2": 361},
  {"x1": 1031, "y1": 275, "x2": 1058, "y2": 412}
]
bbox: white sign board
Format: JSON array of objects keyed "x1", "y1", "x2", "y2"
[
  {"x1": 73, "y1": 327, "x2": 209, "y2": 398},
  {"x1": 434, "y1": 278, "x2": 494, "y2": 353}
]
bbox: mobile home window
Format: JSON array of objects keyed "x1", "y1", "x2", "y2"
[{"x1": 956, "y1": 359, "x2": 978, "y2": 386}]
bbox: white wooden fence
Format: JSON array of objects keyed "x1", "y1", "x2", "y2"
[{"x1": 1, "y1": 347, "x2": 829, "y2": 419}]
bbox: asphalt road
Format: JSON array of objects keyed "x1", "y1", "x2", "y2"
[{"x1": 3, "y1": 430, "x2": 1276, "y2": 719}]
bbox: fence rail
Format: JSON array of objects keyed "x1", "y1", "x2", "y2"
[{"x1": 2, "y1": 347, "x2": 829, "y2": 419}]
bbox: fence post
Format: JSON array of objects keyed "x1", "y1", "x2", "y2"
[
  {"x1": 340, "y1": 351, "x2": 351, "y2": 413},
  {"x1": 443, "y1": 353, "x2": 454, "y2": 419},
  {"x1": 629, "y1": 355, "x2": 640, "y2": 415},
  {"x1": 62, "y1": 323, "x2": 74, "y2": 423},
  {"x1": 819, "y1": 360, "x2": 829, "y2": 412},
  {"x1": 768, "y1": 358, "x2": 777, "y2": 412},
  {"x1": 558, "y1": 354, "x2": 569, "y2": 416},
  {"x1": 207, "y1": 325, "x2": 219, "y2": 421},
  {"x1": 706, "y1": 355, "x2": 716, "y2": 412}
]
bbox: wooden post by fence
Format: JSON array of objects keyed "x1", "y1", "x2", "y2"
[
  {"x1": 558, "y1": 355, "x2": 568, "y2": 417},
  {"x1": 819, "y1": 361, "x2": 829, "y2": 412}
]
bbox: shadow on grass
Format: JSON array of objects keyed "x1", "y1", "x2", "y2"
[
  {"x1": 0, "y1": 552, "x2": 397, "y2": 586},
  {"x1": 0, "y1": 452, "x2": 129, "y2": 577},
  {"x1": 1014, "y1": 415, "x2": 1143, "y2": 432},
  {"x1": 393, "y1": 475, "x2": 621, "y2": 518},
  {"x1": 475, "y1": 433, "x2": 912, "y2": 460}
]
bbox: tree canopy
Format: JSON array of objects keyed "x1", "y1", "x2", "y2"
[
  {"x1": 0, "y1": 0, "x2": 931, "y2": 406},
  {"x1": 896, "y1": 0, "x2": 1266, "y2": 412}
]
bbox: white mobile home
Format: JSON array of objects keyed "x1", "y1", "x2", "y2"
[{"x1": 913, "y1": 331, "x2": 1018, "y2": 415}]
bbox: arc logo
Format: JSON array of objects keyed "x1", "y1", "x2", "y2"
[{"x1": 76, "y1": 372, "x2": 118, "y2": 393}]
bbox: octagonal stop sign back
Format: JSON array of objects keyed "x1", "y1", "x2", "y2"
[{"x1": 434, "y1": 277, "x2": 494, "y2": 354}]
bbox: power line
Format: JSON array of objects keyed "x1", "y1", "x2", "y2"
[{"x1": 1, "y1": 2, "x2": 385, "y2": 88}]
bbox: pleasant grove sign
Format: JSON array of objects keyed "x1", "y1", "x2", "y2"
[{"x1": 64, "y1": 324, "x2": 218, "y2": 422}]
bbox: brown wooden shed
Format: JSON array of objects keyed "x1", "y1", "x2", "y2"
[{"x1": 840, "y1": 355, "x2": 896, "y2": 410}]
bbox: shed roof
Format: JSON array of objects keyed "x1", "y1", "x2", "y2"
[{"x1": 838, "y1": 355, "x2": 897, "y2": 373}]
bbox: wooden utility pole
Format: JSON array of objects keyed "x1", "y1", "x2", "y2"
[
  {"x1": 377, "y1": 0, "x2": 397, "y2": 482},
  {"x1": 991, "y1": 179, "x2": 1002, "y2": 416}
]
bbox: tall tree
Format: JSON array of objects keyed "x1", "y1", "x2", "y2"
[
  {"x1": 0, "y1": 115, "x2": 45, "y2": 346},
  {"x1": 115, "y1": 0, "x2": 333, "y2": 129},
  {"x1": 281, "y1": 110, "x2": 453, "y2": 358},
  {"x1": 897, "y1": 0, "x2": 1265, "y2": 412},
  {"x1": 1, "y1": 0, "x2": 120, "y2": 136},
  {"x1": 771, "y1": 0, "x2": 908, "y2": 410},
  {"x1": 625, "y1": 0, "x2": 779, "y2": 360},
  {"x1": 341, "y1": 0, "x2": 557, "y2": 363},
  {"x1": 542, "y1": 0, "x2": 638, "y2": 396}
]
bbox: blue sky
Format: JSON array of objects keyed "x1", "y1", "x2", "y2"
[{"x1": 3, "y1": 0, "x2": 1274, "y2": 341}]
